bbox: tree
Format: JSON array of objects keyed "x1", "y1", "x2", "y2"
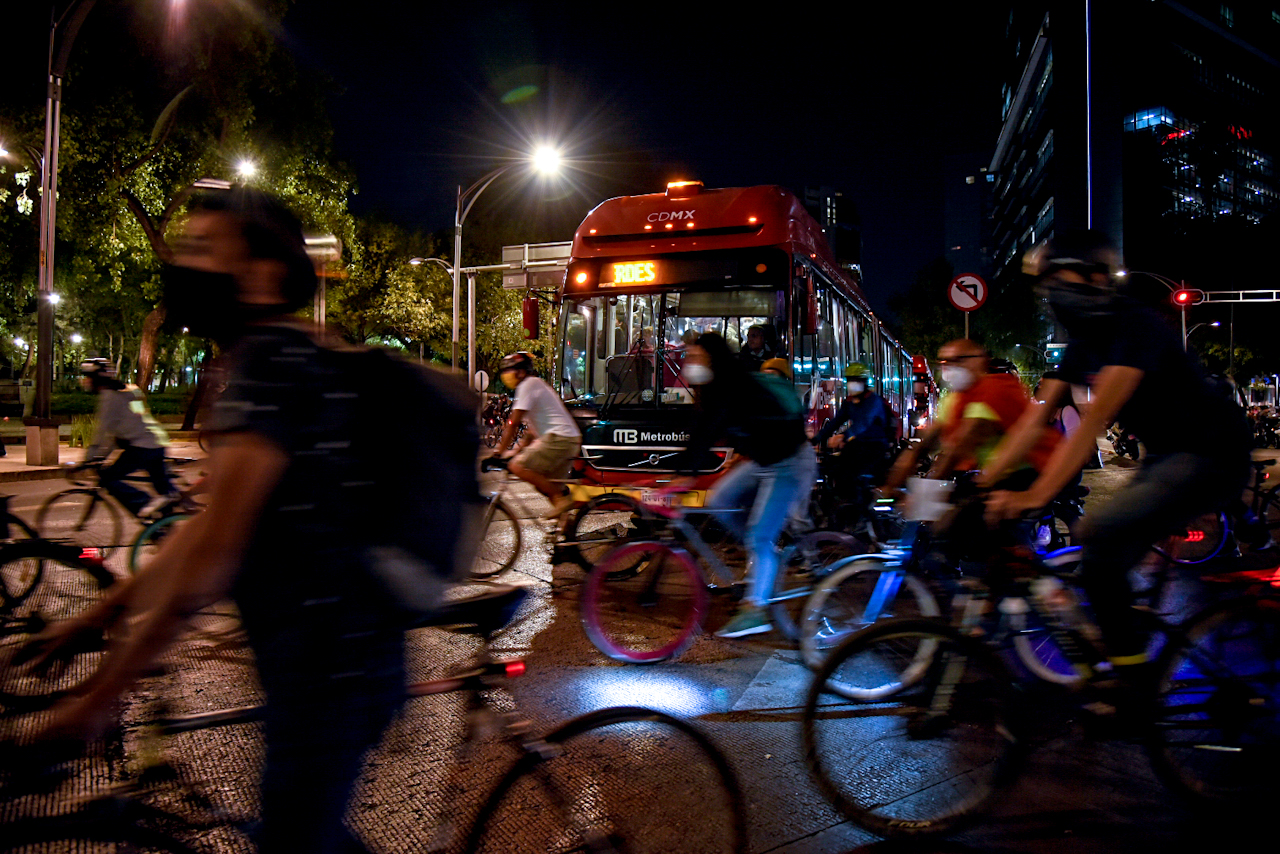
[{"x1": 0, "y1": 0, "x2": 357, "y2": 394}]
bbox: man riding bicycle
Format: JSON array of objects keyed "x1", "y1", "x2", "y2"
[
  {"x1": 493, "y1": 351, "x2": 583, "y2": 519},
  {"x1": 984, "y1": 229, "x2": 1251, "y2": 691},
  {"x1": 79, "y1": 357, "x2": 178, "y2": 519}
]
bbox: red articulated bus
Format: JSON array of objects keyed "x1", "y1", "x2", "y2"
[{"x1": 554, "y1": 182, "x2": 930, "y2": 502}]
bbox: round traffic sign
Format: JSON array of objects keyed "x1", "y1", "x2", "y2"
[{"x1": 947, "y1": 274, "x2": 988, "y2": 312}]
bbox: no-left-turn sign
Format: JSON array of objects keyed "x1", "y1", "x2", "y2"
[{"x1": 947, "y1": 274, "x2": 988, "y2": 312}]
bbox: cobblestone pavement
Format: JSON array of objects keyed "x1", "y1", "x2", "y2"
[{"x1": 1, "y1": 450, "x2": 1274, "y2": 853}]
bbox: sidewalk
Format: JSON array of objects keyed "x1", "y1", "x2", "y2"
[{"x1": 0, "y1": 438, "x2": 207, "y2": 483}]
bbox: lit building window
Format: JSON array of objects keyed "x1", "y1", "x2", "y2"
[{"x1": 1220, "y1": 5, "x2": 1234, "y2": 27}]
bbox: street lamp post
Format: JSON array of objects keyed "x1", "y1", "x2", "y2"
[
  {"x1": 1184, "y1": 321, "x2": 1221, "y2": 350},
  {"x1": 28, "y1": 0, "x2": 98, "y2": 464},
  {"x1": 449, "y1": 148, "x2": 561, "y2": 375}
]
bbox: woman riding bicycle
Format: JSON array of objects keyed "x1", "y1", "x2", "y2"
[
  {"x1": 78, "y1": 358, "x2": 178, "y2": 519},
  {"x1": 984, "y1": 229, "x2": 1251, "y2": 690},
  {"x1": 680, "y1": 332, "x2": 814, "y2": 638}
]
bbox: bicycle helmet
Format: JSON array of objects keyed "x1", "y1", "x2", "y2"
[
  {"x1": 844, "y1": 362, "x2": 869, "y2": 379},
  {"x1": 79, "y1": 358, "x2": 117, "y2": 379},
  {"x1": 499, "y1": 352, "x2": 535, "y2": 374},
  {"x1": 1023, "y1": 229, "x2": 1122, "y2": 282}
]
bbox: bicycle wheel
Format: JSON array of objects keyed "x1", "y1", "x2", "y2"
[
  {"x1": 1146, "y1": 596, "x2": 1280, "y2": 812},
  {"x1": 770, "y1": 531, "x2": 862, "y2": 642},
  {"x1": 803, "y1": 618, "x2": 1021, "y2": 839},
  {"x1": 564, "y1": 493, "x2": 652, "y2": 571},
  {"x1": 128, "y1": 513, "x2": 192, "y2": 575},
  {"x1": 1152, "y1": 511, "x2": 1227, "y2": 565},
  {"x1": 35, "y1": 488, "x2": 126, "y2": 556},
  {"x1": 464, "y1": 706, "x2": 747, "y2": 854},
  {"x1": 472, "y1": 498, "x2": 521, "y2": 579},
  {"x1": 0, "y1": 540, "x2": 116, "y2": 708},
  {"x1": 1007, "y1": 604, "x2": 1084, "y2": 686},
  {"x1": 580, "y1": 542, "x2": 707, "y2": 663},
  {"x1": 799, "y1": 557, "x2": 940, "y2": 697}
]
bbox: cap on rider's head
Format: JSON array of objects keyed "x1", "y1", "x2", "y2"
[
  {"x1": 499, "y1": 352, "x2": 535, "y2": 374},
  {"x1": 761, "y1": 357, "x2": 792, "y2": 381}
]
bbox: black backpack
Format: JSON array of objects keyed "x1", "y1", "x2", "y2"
[{"x1": 353, "y1": 348, "x2": 485, "y2": 615}]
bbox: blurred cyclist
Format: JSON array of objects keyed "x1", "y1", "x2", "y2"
[
  {"x1": 31, "y1": 187, "x2": 409, "y2": 854},
  {"x1": 815, "y1": 363, "x2": 890, "y2": 496},
  {"x1": 494, "y1": 351, "x2": 583, "y2": 518},
  {"x1": 681, "y1": 332, "x2": 810, "y2": 638},
  {"x1": 79, "y1": 357, "x2": 177, "y2": 518},
  {"x1": 984, "y1": 229, "x2": 1250, "y2": 690}
]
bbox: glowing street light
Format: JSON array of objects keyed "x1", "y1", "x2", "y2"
[
  {"x1": 70, "y1": 333, "x2": 82, "y2": 344},
  {"x1": 47, "y1": 293, "x2": 61, "y2": 305},
  {"x1": 236, "y1": 160, "x2": 257, "y2": 180},
  {"x1": 449, "y1": 147, "x2": 564, "y2": 373}
]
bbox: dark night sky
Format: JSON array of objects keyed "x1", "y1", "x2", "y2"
[
  {"x1": 7, "y1": 2, "x2": 1007, "y2": 316},
  {"x1": 281, "y1": 4, "x2": 1006, "y2": 314}
]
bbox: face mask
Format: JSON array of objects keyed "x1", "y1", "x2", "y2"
[
  {"x1": 1042, "y1": 278, "x2": 1120, "y2": 334},
  {"x1": 941, "y1": 366, "x2": 976, "y2": 391},
  {"x1": 500, "y1": 371, "x2": 520, "y2": 390},
  {"x1": 848, "y1": 381, "x2": 867, "y2": 395},
  {"x1": 682, "y1": 363, "x2": 714, "y2": 385}
]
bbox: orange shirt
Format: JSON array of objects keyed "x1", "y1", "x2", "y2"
[{"x1": 938, "y1": 373, "x2": 1060, "y2": 473}]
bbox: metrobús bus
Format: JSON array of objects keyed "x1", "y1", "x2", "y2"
[{"x1": 553, "y1": 182, "x2": 929, "y2": 494}]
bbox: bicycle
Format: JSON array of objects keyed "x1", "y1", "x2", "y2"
[
  {"x1": 0, "y1": 583, "x2": 749, "y2": 853},
  {"x1": 579, "y1": 484, "x2": 861, "y2": 662},
  {"x1": 35, "y1": 459, "x2": 196, "y2": 557},
  {"x1": 0, "y1": 538, "x2": 117, "y2": 712},
  {"x1": 802, "y1": 589, "x2": 1280, "y2": 838},
  {"x1": 1151, "y1": 456, "x2": 1280, "y2": 565}
]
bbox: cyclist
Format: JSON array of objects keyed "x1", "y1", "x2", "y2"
[
  {"x1": 28, "y1": 187, "x2": 409, "y2": 854},
  {"x1": 494, "y1": 351, "x2": 583, "y2": 518},
  {"x1": 78, "y1": 357, "x2": 178, "y2": 519},
  {"x1": 882, "y1": 339, "x2": 1059, "y2": 495},
  {"x1": 680, "y1": 332, "x2": 810, "y2": 638},
  {"x1": 814, "y1": 363, "x2": 890, "y2": 497},
  {"x1": 984, "y1": 229, "x2": 1250, "y2": 689}
]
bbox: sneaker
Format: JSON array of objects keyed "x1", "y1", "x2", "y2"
[
  {"x1": 715, "y1": 607, "x2": 772, "y2": 639},
  {"x1": 542, "y1": 491, "x2": 575, "y2": 520},
  {"x1": 139, "y1": 493, "x2": 179, "y2": 520}
]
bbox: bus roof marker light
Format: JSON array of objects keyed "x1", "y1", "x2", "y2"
[{"x1": 666, "y1": 180, "x2": 704, "y2": 199}]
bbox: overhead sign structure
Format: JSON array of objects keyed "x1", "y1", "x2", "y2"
[{"x1": 947, "y1": 274, "x2": 988, "y2": 312}]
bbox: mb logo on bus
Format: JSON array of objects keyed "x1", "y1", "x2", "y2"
[{"x1": 613, "y1": 429, "x2": 691, "y2": 444}]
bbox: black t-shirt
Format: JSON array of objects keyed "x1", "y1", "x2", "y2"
[
  {"x1": 684, "y1": 372, "x2": 807, "y2": 469},
  {"x1": 204, "y1": 324, "x2": 401, "y2": 687},
  {"x1": 1058, "y1": 302, "x2": 1248, "y2": 460}
]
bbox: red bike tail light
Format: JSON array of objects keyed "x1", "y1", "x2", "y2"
[
  {"x1": 1183, "y1": 530, "x2": 1205, "y2": 543},
  {"x1": 79, "y1": 547, "x2": 103, "y2": 562},
  {"x1": 504, "y1": 661, "x2": 526, "y2": 678}
]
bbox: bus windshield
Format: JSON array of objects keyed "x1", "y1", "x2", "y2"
[{"x1": 559, "y1": 289, "x2": 777, "y2": 407}]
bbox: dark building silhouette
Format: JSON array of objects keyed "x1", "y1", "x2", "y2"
[
  {"x1": 803, "y1": 185, "x2": 863, "y2": 279},
  {"x1": 987, "y1": 1, "x2": 1279, "y2": 306}
]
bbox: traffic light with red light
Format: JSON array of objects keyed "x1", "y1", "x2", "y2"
[{"x1": 1173, "y1": 289, "x2": 1205, "y2": 306}]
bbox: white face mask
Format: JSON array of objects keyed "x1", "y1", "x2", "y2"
[
  {"x1": 682, "y1": 363, "x2": 714, "y2": 385},
  {"x1": 941, "y1": 366, "x2": 976, "y2": 391},
  {"x1": 848, "y1": 381, "x2": 867, "y2": 395}
]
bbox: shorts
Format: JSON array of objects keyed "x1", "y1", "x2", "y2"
[{"x1": 513, "y1": 432, "x2": 581, "y2": 478}]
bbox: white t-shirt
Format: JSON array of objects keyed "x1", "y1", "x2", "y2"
[{"x1": 514, "y1": 377, "x2": 582, "y2": 440}]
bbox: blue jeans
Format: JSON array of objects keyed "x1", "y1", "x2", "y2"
[
  {"x1": 705, "y1": 444, "x2": 811, "y2": 608},
  {"x1": 100, "y1": 445, "x2": 173, "y2": 516}
]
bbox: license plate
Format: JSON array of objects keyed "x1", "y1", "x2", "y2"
[{"x1": 640, "y1": 489, "x2": 676, "y2": 508}]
